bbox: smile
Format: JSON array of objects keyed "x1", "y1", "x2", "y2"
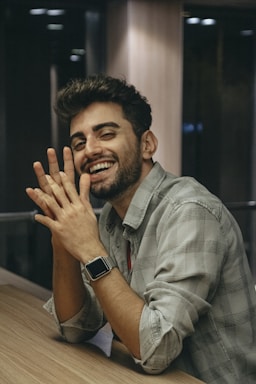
[{"x1": 89, "y1": 162, "x2": 113, "y2": 174}]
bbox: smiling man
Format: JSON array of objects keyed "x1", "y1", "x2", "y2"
[
  {"x1": 26, "y1": 74, "x2": 256, "y2": 384},
  {"x1": 69, "y1": 101, "x2": 153, "y2": 205}
]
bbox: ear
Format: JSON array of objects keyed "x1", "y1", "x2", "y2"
[{"x1": 141, "y1": 130, "x2": 158, "y2": 160}]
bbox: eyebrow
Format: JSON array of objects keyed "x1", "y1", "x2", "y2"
[{"x1": 70, "y1": 121, "x2": 121, "y2": 143}]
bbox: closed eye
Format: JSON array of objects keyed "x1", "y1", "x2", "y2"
[
  {"x1": 100, "y1": 131, "x2": 116, "y2": 140},
  {"x1": 72, "y1": 139, "x2": 86, "y2": 152}
]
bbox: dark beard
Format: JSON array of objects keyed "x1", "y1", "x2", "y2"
[{"x1": 90, "y1": 144, "x2": 142, "y2": 201}]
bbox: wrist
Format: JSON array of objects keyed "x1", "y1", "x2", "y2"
[
  {"x1": 79, "y1": 244, "x2": 108, "y2": 264},
  {"x1": 83, "y1": 256, "x2": 116, "y2": 282}
]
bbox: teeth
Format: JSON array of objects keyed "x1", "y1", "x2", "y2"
[{"x1": 89, "y1": 162, "x2": 113, "y2": 174}]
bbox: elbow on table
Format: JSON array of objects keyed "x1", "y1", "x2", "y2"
[
  {"x1": 141, "y1": 364, "x2": 169, "y2": 375},
  {"x1": 136, "y1": 356, "x2": 171, "y2": 375},
  {"x1": 136, "y1": 329, "x2": 183, "y2": 375},
  {"x1": 61, "y1": 327, "x2": 97, "y2": 344},
  {"x1": 135, "y1": 348, "x2": 177, "y2": 375}
]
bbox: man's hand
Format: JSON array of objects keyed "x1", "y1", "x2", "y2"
[
  {"x1": 26, "y1": 147, "x2": 75, "y2": 218},
  {"x1": 26, "y1": 147, "x2": 106, "y2": 263}
]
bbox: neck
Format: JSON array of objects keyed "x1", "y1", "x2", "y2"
[
  {"x1": 109, "y1": 183, "x2": 138, "y2": 220},
  {"x1": 109, "y1": 161, "x2": 154, "y2": 220}
]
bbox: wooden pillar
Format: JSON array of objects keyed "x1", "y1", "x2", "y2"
[{"x1": 106, "y1": 0, "x2": 183, "y2": 175}]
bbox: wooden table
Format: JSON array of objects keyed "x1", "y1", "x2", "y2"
[
  {"x1": 0, "y1": 267, "x2": 51, "y2": 300},
  {"x1": 0, "y1": 285, "x2": 205, "y2": 384}
]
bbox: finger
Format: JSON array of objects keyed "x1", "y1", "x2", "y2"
[
  {"x1": 33, "y1": 162, "x2": 52, "y2": 195},
  {"x1": 59, "y1": 171, "x2": 80, "y2": 204},
  {"x1": 34, "y1": 212, "x2": 55, "y2": 230},
  {"x1": 63, "y1": 146, "x2": 75, "y2": 184},
  {"x1": 45, "y1": 174, "x2": 71, "y2": 207},
  {"x1": 79, "y1": 173, "x2": 91, "y2": 205},
  {"x1": 47, "y1": 148, "x2": 62, "y2": 185},
  {"x1": 35, "y1": 186, "x2": 64, "y2": 218},
  {"x1": 26, "y1": 187, "x2": 55, "y2": 218}
]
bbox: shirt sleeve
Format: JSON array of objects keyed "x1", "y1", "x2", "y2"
[
  {"x1": 43, "y1": 274, "x2": 105, "y2": 343},
  {"x1": 135, "y1": 201, "x2": 226, "y2": 373}
]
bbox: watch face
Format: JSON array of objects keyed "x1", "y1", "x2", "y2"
[{"x1": 86, "y1": 257, "x2": 110, "y2": 280}]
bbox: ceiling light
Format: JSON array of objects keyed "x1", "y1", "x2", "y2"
[
  {"x1": 186, "y1": 17, "x2": 200, "y2": 25},
  {"x1": 29, "y1": 8, "x2": 47, "y2": 15},
  {"x1": 47, "y1": 9, "x2": 66, "y2": 16},
  {"x1": 71, "y1": 49, "x2": 85, "y2": 55},
  {"x1": 70, "y1": 55, "x2": 81, "y2": 62},
  {"x1": 240, "y1": 30, "x2": 254, "y2": 36},
  {"x1": 201, "y1": 18, "x2": 216, "y2": 26},
  {"x1": 47, "y1": 24, "x2": 64, "y2": 31}
]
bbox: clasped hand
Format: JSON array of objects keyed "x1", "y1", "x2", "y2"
[{"x1": 26, "y1": 147, "x2": 103, "y2": 263}]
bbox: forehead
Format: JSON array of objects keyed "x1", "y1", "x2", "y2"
[{"x1": 70, "y1": 102, "x2": 125, "y2": 135}]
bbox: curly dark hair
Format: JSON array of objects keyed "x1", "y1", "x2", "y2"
[{"x1": 54, "y1": 74, "x2": 152, "y2": 139}]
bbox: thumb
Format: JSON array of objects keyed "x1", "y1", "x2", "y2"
[{"x1": 79, "y1": 173, "x2": 91, "y2": 204}]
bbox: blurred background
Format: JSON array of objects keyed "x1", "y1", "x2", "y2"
[{"x1": 0, "y1": 0, "x2": 256, "y2": 289}]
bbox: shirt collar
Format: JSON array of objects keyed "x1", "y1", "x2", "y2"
[
  {"x1": 105, "y1": 162, "x2": 166, "y2": 232},
  {"x1": 122, "y1": 162, "x2": 166, "y2": 230}
]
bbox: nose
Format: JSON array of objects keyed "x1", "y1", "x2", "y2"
[{"x1": 84, "y1": 136, "x2": 102, "y2": 158}]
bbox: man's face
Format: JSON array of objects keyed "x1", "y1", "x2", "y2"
[{"x1": 70, "y1": 102, "x2": 143, "y2": 201}]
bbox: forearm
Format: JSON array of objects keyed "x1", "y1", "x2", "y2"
[
  {"x1": 91, "y1": 267, "x2": 144, "y2": 359},
  {"x1": 27, "y1": 155, "x2": 143, "y2": 353},
  {"x1": 52, "y1": 242, "x2": 87, "y2": 323}
]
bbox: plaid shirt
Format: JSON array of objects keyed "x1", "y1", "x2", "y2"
[{"x1": 48, "y1": 162, "x2": 256, "y2": 383}]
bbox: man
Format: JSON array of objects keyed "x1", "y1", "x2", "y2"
[{"x1": 26, "y1": 74, "x2": 256, "y2": 383}]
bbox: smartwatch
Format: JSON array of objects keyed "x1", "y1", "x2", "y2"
[{"x1": 84, "y1": 256, "x2": 114, "y2": 281}]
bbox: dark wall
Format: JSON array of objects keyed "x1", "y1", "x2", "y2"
[{"x1": 5, "y1": 17, "x2": 51, "y2": 211}]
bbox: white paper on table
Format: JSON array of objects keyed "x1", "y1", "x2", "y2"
[{"x1": 86, "y1": 322, "x2": 113, "y2": 357}]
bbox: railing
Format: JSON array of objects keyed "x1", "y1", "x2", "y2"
[
  {"x1": 0, "y1": 210, "x2": 38, "y2": 223},
  {"x1": 0, "y1": 205, "x2": 254, "y2": 285},
  {"x1": 0, "y1": 209, "x2": 103, "y2": 222},
  {"x1": 225, "y1": 201, "x2": 256, "y2": 211}
]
